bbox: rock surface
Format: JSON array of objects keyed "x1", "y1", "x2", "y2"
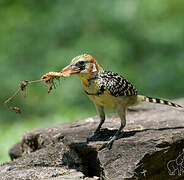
[{"x1": 1, "y1": 99, "x2": 184, "y2": 180}]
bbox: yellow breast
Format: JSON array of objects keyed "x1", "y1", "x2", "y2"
[
  {"x1": 88, "y1": 91, "x2": 120, "y2": 109},
  {"x1": 80, "y1": 76, "x2": 138, "y2": 109}
]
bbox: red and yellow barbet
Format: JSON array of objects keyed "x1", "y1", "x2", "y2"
[{"x1": 61, "y1": 54, "x2": 183, "y2": 149}]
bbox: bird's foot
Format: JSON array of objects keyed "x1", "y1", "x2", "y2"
[
  {"x1": 86, "y1": 130, "x2": 100, "y2": 142},
  {"x1": 99, "y1": 131, "x2": 124, "y2": 150},
  {"x1": 117, "y1": 131, "x2": 124, "y2": 139},
  {"x1": 99, "y1": 140, "x2": 114, "y2": 150}
]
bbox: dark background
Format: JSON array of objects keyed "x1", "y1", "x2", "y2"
[{"x1": 1, "y1": 0, "x2": 184, "y2": 162}]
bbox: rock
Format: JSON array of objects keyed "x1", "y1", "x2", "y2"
[{"x1": 1, "y1": 98, "x2": 184, "y2": 179}]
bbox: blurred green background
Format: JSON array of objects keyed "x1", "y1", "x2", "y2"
[{"x1": 0, "y1": 0, "x2": 184, "y2": 163}]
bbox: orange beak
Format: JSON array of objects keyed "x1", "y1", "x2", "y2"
[{"x1": 61, "y1": 65, "x2": 80, "y2": 77}]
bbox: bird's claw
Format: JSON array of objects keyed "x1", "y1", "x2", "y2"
[
  {"x1": 87, "y1": 135, "x2": 95, "y2": 143},
  {"x1": 93, "y1": 128, "x2": 100, "y2": 136},
  {"x1": 99, "y1": 140, "x2": 113, "y2": 150},
  {"x1": 86, "y1": 130, "x2": 100, "y2": 143}
]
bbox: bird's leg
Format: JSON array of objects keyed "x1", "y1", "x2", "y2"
[
  {"x1": 100, "y1": 107, "x2": 126, "y2": 150},
  {"x1": 93, "y1": 104, "x2": 105, "y2": 135},
  {"x1": 87, "y1": 105, "x2": 105, "y2": 142}
]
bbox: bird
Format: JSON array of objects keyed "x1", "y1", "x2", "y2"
[{"x1": 61, "y1": 54, "x2": 183, "y2": 149}]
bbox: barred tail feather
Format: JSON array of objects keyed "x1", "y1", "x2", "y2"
[{"x1": 138, "y1": 95, "x2": 183, "y2": 108}]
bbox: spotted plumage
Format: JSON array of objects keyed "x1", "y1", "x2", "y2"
[
  {"x1": 84, "y1": 71, "x2": 137, "y2": 97},
  {"x1": 98, "y1": 71, "x2": 137, "y2": 97},
  {"x1": 61, "y1": 54, "x2": 183, "y2": 149}
]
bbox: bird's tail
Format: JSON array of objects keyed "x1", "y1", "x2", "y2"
[{"x1": 137, "y1": 95, "x2": 183, "y2": 108}]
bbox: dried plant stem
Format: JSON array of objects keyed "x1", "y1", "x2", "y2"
[
  {"x1": 4, "y1": 80, "x2": 43, "y2": 113},
  {"x1": 4, "y1": 89, "x2": 22, "y2": 106},
  {"x1": 4, "y1": 80, "x2": 43, "y2": 105},
  {"x1": 4, "y1": 72, "x2": 63, "y2": 114}
]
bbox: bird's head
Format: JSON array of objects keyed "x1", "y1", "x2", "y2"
[{"x1": 61, "y1": 54, "x2": 103, "y2": 80}]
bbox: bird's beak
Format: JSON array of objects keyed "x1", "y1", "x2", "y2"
[{"x1": 61, "y1": 64, "x2": 80, "y2": 77}]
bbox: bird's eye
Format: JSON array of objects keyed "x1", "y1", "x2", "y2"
[
  {"x1": 79, "y1": 61, "x2": 85, "y2": 65},
  {"x1": 76, "y1": 61, "x2": 85, "y2": 67}
]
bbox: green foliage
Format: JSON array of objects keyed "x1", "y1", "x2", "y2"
[{"x1": 1, "y1": 0, "x2": 184, "y2": 162}]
